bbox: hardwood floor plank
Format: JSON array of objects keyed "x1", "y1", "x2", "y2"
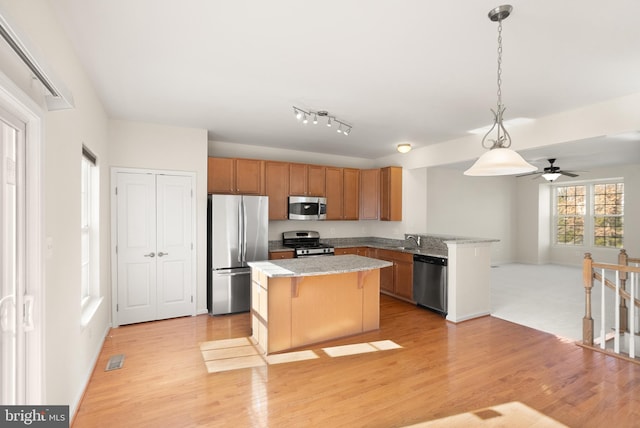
[{"x1": 72, "y1": 296, "x2": 640, "y2": 427}]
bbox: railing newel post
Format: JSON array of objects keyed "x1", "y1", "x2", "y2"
[{"x1": 583, "y1": 253, "x2": 594, "y2": 346}]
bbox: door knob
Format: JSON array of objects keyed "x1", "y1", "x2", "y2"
[
  {"x1": 158, "y1": 252, "x2": 168, "y2": 257},
  {"x1": 144, "y1": 252, "x2": 155, "y2": 257}
]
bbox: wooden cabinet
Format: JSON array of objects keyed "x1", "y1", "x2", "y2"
[
  {"x1": 325, "y1": 167, "x2": 359, "y2": 220},
  {"x1": 372, "y1": 248, "x2": 413, "y2": 301},
  {"x1": 380, "y1": 166, "x2": 402, "y2": 221},
  {"x1": 269, "y1": 250, "x2": 294, "y2": 260},
  {"x1": 207, "y1": 156, "x2": 402, "y2": 222},
  {"x1": 334, "y1": 246, "x2": 369, "y2": 256},
  {"x1": 207, "y1": 157, "x2": 264, "y2": 195},
  {"x1": 325, "y1": 167, "x2": 343, "y2": 220},
  {"x1": 265, "y1": 161, "x2": 290, "y2": 220},
  {"x1": 289, "y1": 163, "x2": 326, "y2": 196},
  {"x1": 343, "y1": 168, "x2": 360, "y2": 220},
  {"x1": 251, "y1": 268, "x2": 380, "y2": 355},
  {"x1": 360, "y1": 169, "x2": 380, "y2": 220}
]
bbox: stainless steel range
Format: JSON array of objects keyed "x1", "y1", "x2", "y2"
[{"x1": 282, "y1": 231, "x2": 335, "y2": 257}]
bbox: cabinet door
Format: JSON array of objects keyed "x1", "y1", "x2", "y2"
[
  {"x1": 379, "y1": 264, "x2": 395, "y2": 293},
  {"x1": 307, "y1": 165, "x2": 326, "y2": 196},
  {"x1": 343, "y1": 168, "x2": 360, "y2": 220},
  {"x1": 235, "y1": 159, "x2": 264, "y2": 195},
  {"x1": 289, "y1": 163, "x2": 307, "y2": 195},
  {"x1": 208, "y1": 157, "x2": 234, "y2": 194},
  {"x1": 325, "y1": 167, "x2": 343, "y2": 220},
  {"x1": 394, "y1": 259, "x2": 413, "y2": 300},
  {"x1": 360, "y1": 169, "x2": 379, "y2": 220},
  {"x1": 265, "y1": 161, "x2": 290, "y2": 220},
  {"x1": 380, "y1": 166, "x2": 402, "y2": 221}
]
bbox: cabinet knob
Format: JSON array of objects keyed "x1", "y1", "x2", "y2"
[
  {"x1": 158, "y1": 252, "x2": 168, "y2": 257},
  {"x1": 144, "y1": 252, "x2": 155, "y2": 258}
]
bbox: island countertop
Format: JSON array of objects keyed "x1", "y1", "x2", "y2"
[{"x1": 248, "y1": 255, "x2": 392, "y2": 278}]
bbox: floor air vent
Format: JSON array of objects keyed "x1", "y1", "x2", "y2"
[{"x1": 105, "y1": 354, "x2": 125, "y2": 371}]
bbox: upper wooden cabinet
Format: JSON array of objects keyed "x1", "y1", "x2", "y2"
[
  {"x1": 343, "y1": 168, "x2": 360, "y2": 220},
  {"x1": 325, "y1": 167, "x2": 343, "y2": 220},
  {"x1": 380, "y1": 166, "x2": 402, "y2": 221},
  {"x1": 360, "y1": 169, "x2": 380, "y2": 220},
  {"x1": 207, "y1": 157, "x2": 264, "y2": 195},
  {"x1": 289, "y1": 163, "x2": 326, "y2": 196},
  {"x1": 325, "y1": 167, "x2": 359, "y2": 220},
  {"x1": 208, "y1": 156, "x2": 402, "y2": 222},
  {"x1": 265, "y1": 161, "x2": 290, "y2": 220}
]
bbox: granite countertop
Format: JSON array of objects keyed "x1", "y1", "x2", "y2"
[
  {"x1": 248, "y1": 255, "x2": 392, "y2": 278},
  {"x1": 268, "y1": 239, "x2": 448, "y2": 258},
  {"x1": 268, "y1": 234, "x2": 498, "y2": 258}
]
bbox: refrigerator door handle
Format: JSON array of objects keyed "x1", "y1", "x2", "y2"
[
  {"x1": 237, "y1": 201, "x2": 243, "y2": 263},
  {"x1": 242, "y1": 198, "x2": 248, "y2": 263}
]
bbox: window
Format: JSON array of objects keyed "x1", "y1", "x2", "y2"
[
  {"x1": 81, "y1": 146, "x2": 99, "y2": 319},
  {"x1": 554, "y1": 180, "x2": 624, "y2": 248},
  {"x1": 593, "y1": 183, "x2": 624, "y2": 247}
]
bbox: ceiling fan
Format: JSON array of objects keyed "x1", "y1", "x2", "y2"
[{"x1": 518, "y1": 158, "x2": 579, "y2": 182}]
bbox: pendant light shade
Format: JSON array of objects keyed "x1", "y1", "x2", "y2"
[
  {"x1": 464, "y1": 5, "x2": 537, "y2": 177},
  {"x1": 464, "y1": 148, "x2": 537, "y2": 176}
]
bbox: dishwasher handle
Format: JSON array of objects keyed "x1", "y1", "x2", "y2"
[{"x1": 413, "y1": 254, "x2": 448, "y2": 266}]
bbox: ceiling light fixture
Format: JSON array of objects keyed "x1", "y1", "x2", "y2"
[
  {"x1": 397, "y1": 144, "x2": 412, "y2": 154},
  {"x1": 542, "y1": 172, "x2": 562, "y2": 182},
  {"x1": 293, "y1": 106, "x2": 352, "y2": 136},
  {"x1": 464, "y1": 5, "x2": 537, "y2": 177}
]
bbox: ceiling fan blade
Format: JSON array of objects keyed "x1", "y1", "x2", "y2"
[{"x1": 560, "y1": 171, "x2": 579, "y2": 177}]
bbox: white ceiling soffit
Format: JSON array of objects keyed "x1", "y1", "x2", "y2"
[
  {"x1": 0, "y1": 5, "x2": 74, "y2": 111},
  {"x1": 48, "y1": 0, "x2": 640, "y2": 162}
]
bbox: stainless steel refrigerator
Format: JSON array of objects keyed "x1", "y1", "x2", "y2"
[{"x1": 207, "y1": 194, "x2": 268, "y2": 315}]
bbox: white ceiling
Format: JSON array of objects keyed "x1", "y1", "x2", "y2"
[{"x1": 49, "y1": 0, "x2": 640, "y2": 164}]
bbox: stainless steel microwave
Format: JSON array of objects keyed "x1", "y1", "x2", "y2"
[{"x1": 288, "y1": 196, "x2": 327, "y2": 220}]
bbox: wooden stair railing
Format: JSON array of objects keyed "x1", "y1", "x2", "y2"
[{"x1": 582, "y1": 250, "x2": 640, "y2": 363}]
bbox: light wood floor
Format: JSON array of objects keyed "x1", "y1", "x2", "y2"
[{"x1": 72, "y1": 296, "x2": 640, "y2": 427}]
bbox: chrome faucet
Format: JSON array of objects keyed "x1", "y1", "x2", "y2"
[{"x1": 406, "y1": 235, "x2": 421, "y2": 248}]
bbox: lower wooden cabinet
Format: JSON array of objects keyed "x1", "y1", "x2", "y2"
[
  {"x1": 335, "y1": 247, "x2": 368, "y2": 256},
  {"x1": 371, "y1": 248, "x2": 413, "y2": 301},
  {"x1": 269, "y1": 251, "x2": 294, "y2": 260}
]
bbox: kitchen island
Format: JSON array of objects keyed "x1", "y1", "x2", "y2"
[{"x1": 248, "y1": 255, "x2": 392, "y2": 355}]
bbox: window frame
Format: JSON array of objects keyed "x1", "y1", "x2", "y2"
[
  {"x1": 81, "y1": 145, "x2": 101, "y2": 326},
  {"x1": 552, "y1": 178, "x2": 624, "y2": 249}
]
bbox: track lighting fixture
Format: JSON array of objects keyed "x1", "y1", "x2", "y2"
[{"x1": 293, "y1": 106, "x2": 352, "y2": 136}]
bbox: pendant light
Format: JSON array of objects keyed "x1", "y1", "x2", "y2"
[{"x1": 464, "y1": 5, "x2": 537, "y2": 176}]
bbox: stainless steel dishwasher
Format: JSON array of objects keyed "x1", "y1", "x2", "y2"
[{"x1": 413, "y1": 254, "x2": 448, "y2": 316}]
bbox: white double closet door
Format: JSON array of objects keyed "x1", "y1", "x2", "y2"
[{"x1": 114, "y1": 170, "x2": 195, "y2": 326}]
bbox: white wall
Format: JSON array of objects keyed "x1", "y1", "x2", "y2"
[
  {"x1": 0, "y1": 0, "x2": 111, "y2": 415},
  {"x1": 516, "y1": 163, "x2": 640, "y2": 266},
  {"x1": 426, "y1": 167, "x2": 516, "y2": 264},
  {"x1": 109, "y1": 120, "x2": 208, "y2": 312}
]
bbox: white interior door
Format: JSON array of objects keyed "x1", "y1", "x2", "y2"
[
  {"x1": 115, "y1": 171, "x2": 194, "y2": 325},
  {"x1": 0, "y1": 111, "x2": 25, "y2": 404},
  {"x1": 156, "y1": 174, "x2": 193, "y2": 319},
  {"x1": 116, "y1": 172, "x2": 157, "y2": 325}
]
